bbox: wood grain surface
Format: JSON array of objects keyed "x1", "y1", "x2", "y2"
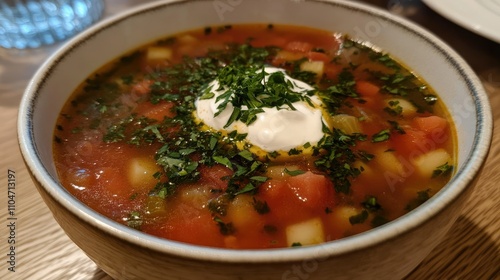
[{"x1": 1, "y1": 1, "x2": 498, "y2": 279}]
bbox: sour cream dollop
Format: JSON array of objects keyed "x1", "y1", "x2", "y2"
[{"x1": 195, "y1": 66, "x2": 326, "y2": 153}]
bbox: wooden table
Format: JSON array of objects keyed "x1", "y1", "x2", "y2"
[{"x1": 1, "y1": 1, "x2": 498, "y2": 279}]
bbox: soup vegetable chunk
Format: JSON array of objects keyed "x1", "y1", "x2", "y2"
[{"x1": 53, "y1": 24, "x2": 455, "y2": 249}]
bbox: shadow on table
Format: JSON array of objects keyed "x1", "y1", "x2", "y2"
[
  {"x1": 92, "y1": 269, "x2": 113, "y2": 280},
  {"x1": 405, "y1": 215, "x2": 500, "y2": 279}
]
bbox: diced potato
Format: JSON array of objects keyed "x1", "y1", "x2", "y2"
[
  {"x1": 274, "y1": 50, "x2": 304, "y2": 62},
  {"x1": 330, "y1": 114, "x2": 362, "y2": 134},
  {"x1": 146, "y1": 47, "x2": 173, "y2": 61},
  {"x1": 286, "y1": 218, "x2": 325, "y2": 246},
  {"x1": 385, "y1": 98, "x2": 417, "y2": 117},
  {"x1": 178, "y1": 184, "x2": 212, "y2": 210},
  {"x1": 412, "y1": 148, "x2": 451, "y2": 178},
  {"x1": 330, "y1": 206, "x2": 359, "y2": 231},
  {"x1": 127, "y1": 157, "x2": 160, "y2": 191},
  {"x1": 352, "y1": 160, "x2": 374, "y2": 179},
  {"x1": 300, "y1": 60, "x2": 324, "y2": 77},
  {"x1": 226, "y1": 194, "x2": 262, "y2": 231},
  {"x1": 265, "y1": 165, "x2": 299, "y2": 179},
  {"x1": 373, "y1": 148, "x2": 404, "y2": 176},
  {"x1": 144, "y1": 196, "x2": 168, "y2": 218}
]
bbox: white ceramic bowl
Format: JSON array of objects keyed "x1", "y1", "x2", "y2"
[{"x1": 18, "y1": 0, "x2": 492, "y2": 279}]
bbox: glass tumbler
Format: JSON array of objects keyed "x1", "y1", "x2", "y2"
[{"x1": 0, "y1": 0, "x2": 104, "y2": 49}]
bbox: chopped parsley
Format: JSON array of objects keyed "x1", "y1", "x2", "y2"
[
  {"x1": 214, "y1": 217, "x2": 236, "y2": 235},
  {"x1": 384, "y1": 100, "x2": 403, "y2": 116},
  {"x1": 126, "y1": 211, "x2": 142, "y2": 230},
  {"x1": 252, "y1": 198, "x2": 270, "y2": 214},
  {"x1": 284, "y1": 168, "x2": 306, "y2": 176},
  {"x1": 405, "y1": 189, "x2": 431, "y2": 211},
  {"x1": 362, "y1": 196, "x2": 382, "y2": 212},
  {"x1": 371, "y1": 129, "x2": 391, "y2": 143},
  {"x1": 208, "y1": 64, "x2": 316, "y2": 128},
  {"x1": 349, "y1": 210, "x2": 369, "y2": 225},
  {"x1": 432, "y1": 162, "x2": 453, "y2": 178}
]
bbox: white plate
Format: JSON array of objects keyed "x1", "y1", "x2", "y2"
[{"x1": 423, "y1": 0, "x2": 500, "y2": 43}]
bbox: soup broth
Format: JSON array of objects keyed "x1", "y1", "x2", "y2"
[{"x1": 53, "y1": 24, "x2": 456, "y2": 249}]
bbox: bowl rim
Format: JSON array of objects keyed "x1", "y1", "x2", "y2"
[{"x1": 17, "y1": 0, "x2": 493, "y2": 263}]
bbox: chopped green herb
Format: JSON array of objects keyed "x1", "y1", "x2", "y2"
[
  {"x1": 371, "y1": 215, "x2": 388, "y2": 227},
  {"x1": 284, "y1": 168, "x2": 306, "y2": 176},
  {"x1": 424, "y1": 95, "x2": 438, "y2": 105},
  {"x1": 253, "y1": 198, "x2": 270, "y2": 214},
  {"x1": 214, "y1": 217, "x2": 235, "y2": 235},
  {"x1": 362, "y1": 196, "x2": 381, "y2": 212},
  {"x1": 208, "y1": 195, "x2": 231, "y2": 216},
  {"x1": 126, "y1": 211, "x2": 142, "y2": 230},
  {"x1": 405, "y1": 189, "x2": 431, "y2": 211},
  {"x1": 349, "y1": 210, "x2": 369, "y2": 225},
  {"x1": 211, "y1": 63, "x2": 316, "y2": 128},
  {"x1": 432, "y1": 162, "x2": 453, "y2": 178},
  {"x1": 384, "y1": 100, "x2": 403, "y2": 116},
  {"x1": 371, "y1": 129, "x2": 391, "y2": 143}
]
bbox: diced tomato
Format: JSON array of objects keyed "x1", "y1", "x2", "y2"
[
  {"x1": 285, "y1": 41, "x2": 314, "y2": 53},
  {"x1": 160, "y1": 207, "x2": 224, "y2": 247},
  {"x1": 287, "y1": 171, "x2": 334, "y2": 209},
  {"x1": 259, "y1": 179, "x2": 302, "y2": 221},
  {"x1": 413, "y1": 116, "x2": 449, "y2": 137},
  {"x1": 199, "y1": 164, "x2": 233, "y2": 191},
  {"x1": 131, "y1": 79, "x2": 153, "y2": 95},
  {"x1": 134, "y1": 101, "x2": 176, "y2": 122},
  {"x1": 356, "y1": 80, "x2": 380, "y2": 97},
  {"x1": 258, "y1": 172, "x2": 334, "y2": 222},
  {"x1": 391, "y1": 127, "x2": 428, "y2": 158},
  {"x1": 316, "y1": 35, "x2": 342, "y2": 53},
  {"x1": 324, "y1": 63, "x2": 343, "y2": 79},
  {"x1": 307, "y1": 51, "x2": 330, "y2": 62}
]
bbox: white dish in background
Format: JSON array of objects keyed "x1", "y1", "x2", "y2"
[{"x1": 423, "y1": 0, "x2": 500, "y2": 43}]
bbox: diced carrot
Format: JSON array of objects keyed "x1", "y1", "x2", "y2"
[
  {"x1": 287, "y1": 171, "x2": 334, "y2": 210},
  {"x1": 413, "y1": 116, "x2": 449, "y2": 137},
  {"x1": 356, "y1": 80, "x2": 380, "y2": 97},
  {"x1": 131, "y1": 79, "x2": 153, "y2": 95},
  {"x1": 285, "y1": 41, "x2": 314, "y2": 53},
  {"x1": 307, "y1": 51, "x2": 330, "y2": 62},
  {"x1": 135, "y1": 101, "x2": 176, "y2": 122},
  {"x1": 199, "y1": 164, "x2": 233, "y2": 191}
]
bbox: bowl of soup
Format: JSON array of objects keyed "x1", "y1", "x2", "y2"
[{"x1": 18, "y1": 0, "x2": 492, "y2": 279}]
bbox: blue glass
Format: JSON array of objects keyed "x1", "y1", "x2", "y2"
[{"x1": 0, "y1": 0, "x2": 104, "y2": 49}]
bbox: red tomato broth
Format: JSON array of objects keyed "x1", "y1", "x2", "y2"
[{"x1": 53, "y1": 24, "x2": 456, "y2": 249}]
